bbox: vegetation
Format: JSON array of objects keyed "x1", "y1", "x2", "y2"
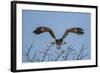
[{"x1": 24, "y1": 42, "x2": 88, "y2": 62}]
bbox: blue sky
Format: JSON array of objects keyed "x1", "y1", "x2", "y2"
[{"x1": 22, "y1": 10, "x2": 91, "y2": 63}]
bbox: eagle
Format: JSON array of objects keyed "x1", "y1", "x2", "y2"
[{"x1": 33, "y1": 26, "x2": 84, "y2": 49}]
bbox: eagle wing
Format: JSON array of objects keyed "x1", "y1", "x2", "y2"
[
  {"x1": 61, "y1": 27, "x2": 84, "y2": 39},
  {"x1": 33, "y1": 27, "x2": 56, "y2": 39}
]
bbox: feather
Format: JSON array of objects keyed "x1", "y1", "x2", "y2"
[
  {"x1": 33, "y1": 26, "x2": 84, "y2": 49},
  {"x1": 61, "y1": 27, "x2": 84, "y2": 39},
  {"x1": 33, "y1": 27, "x2": 56, "y2": 39}
]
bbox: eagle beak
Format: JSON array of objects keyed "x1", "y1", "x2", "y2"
[{"x1": 57, "y1": 45, "x2": 61, "y2": 49}]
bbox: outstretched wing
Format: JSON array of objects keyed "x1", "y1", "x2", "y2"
[
  {"x1": 61, "y1": 27, "x2": 84, "y2": 39},
  {"x1": 33, "y1": 27, "x2": 56, "y2": 39}
]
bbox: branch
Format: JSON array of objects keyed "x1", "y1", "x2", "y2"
[
  {"x1": 25, "y1": 41, "x2": 34, "y2": 62},
  {"x1": 64, "y1": 47, "x2": 70, "y2": 60},
  {"x1": 79, "y1": 53, "x2": 88, "y2": 60},
  {"x1": 32, "y1": 51, "x2": 37, "y2": 61},
  {"x1": 41, "y1": 44, "x2": 54, "y2": 62},
  {"x1": 55, "y1": 50, "x2": 64, "y2": 61},
  {"x1": 76, "y1": 44, "x2": 85, "y2": 60}
]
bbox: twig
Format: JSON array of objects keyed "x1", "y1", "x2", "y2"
[
  {"x1": 32, "y1": 51, "x2": 37, "y2": 61},
  {"x1": 25, "y1": 42, "x2": 34, "y2": 62},
  {"x1": 79, "y1": 53, "x2": 88, "y2": 60},
  {"x1": 64, "y1": 47, "x2": 70, "y2": 60},
  {"x1": 41, "y1": 44, "x2": 53, "y2": 62},
  {"x1": 68, "y1": 44, "x2": 78, "y2": 55},
  {"x1": 26, "y1": 52, "x2": 33, "y2": 62},
  {"x1": 76, "y1": 44, "x2": 85, "y2": 60},
  {"x1": 55, "y1": 50, "x2": 64, "y2": 61},
  {"x1": 27, "y1": 43, "x2": 33, "y2": 56}
]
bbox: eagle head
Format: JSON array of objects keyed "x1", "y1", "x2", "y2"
[{"x1": 55, "y1": 39, "x2": 63, "y2": 49}]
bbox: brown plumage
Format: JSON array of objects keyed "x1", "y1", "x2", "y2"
[
  {"x1": 33, "y1": 26, "x2": 84, "y2": 49},
  {"x1": 33, "y1": 27, "x2": 56, "y2": 39}
]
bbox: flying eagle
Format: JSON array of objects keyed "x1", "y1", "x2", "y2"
[{"x1": 33, "y1": 26, "x2": 84, "y2": 49}]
